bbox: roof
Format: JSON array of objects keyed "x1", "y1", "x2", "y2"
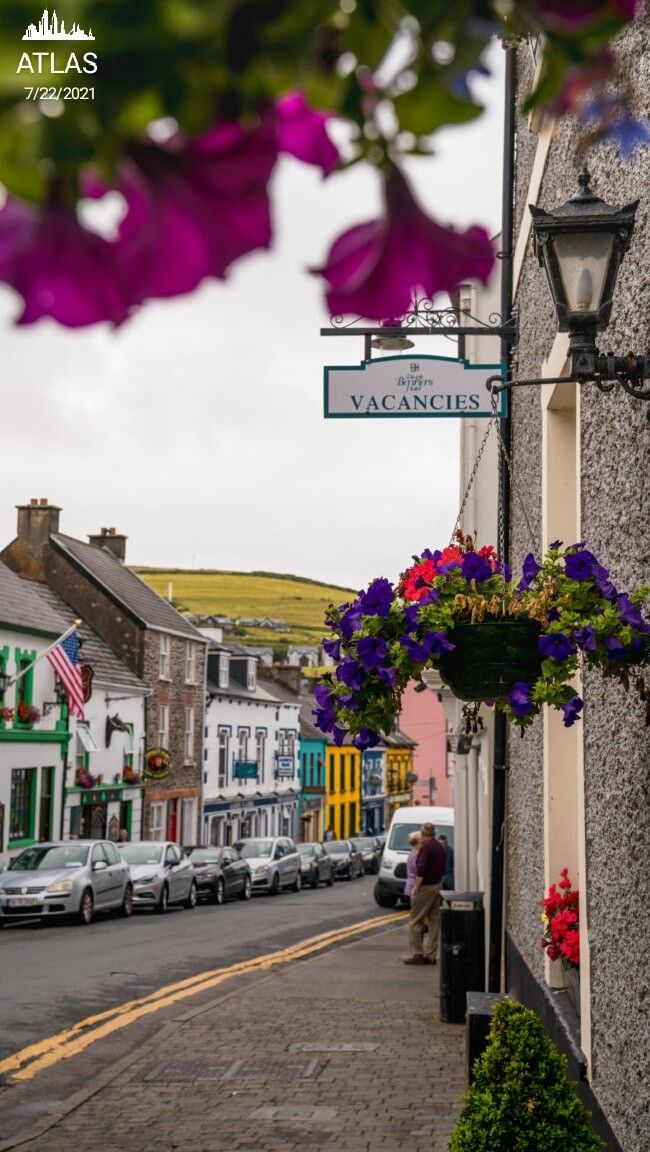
[
  {"x1": 385, "y1": 729, "x2": 417, "y2": 749},
  {"x1": 35, "y1": 585, "x2": 147, "y2": 694},
  {"x1": 51, "y1": 534, "x2": 205, "y2": 641},
  {"x1": 0, "y1": 560, "x2": 69, "y2": 636}
]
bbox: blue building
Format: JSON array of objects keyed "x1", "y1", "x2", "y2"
[{"x1": 361, "y1": 748, "x2": 386, "y2": 836}]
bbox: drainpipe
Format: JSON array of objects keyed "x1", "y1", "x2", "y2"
[{"x1": 488, "y1": 43, "x2": 516, "y2": 994}]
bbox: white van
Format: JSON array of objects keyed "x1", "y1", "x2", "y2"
[{"x1": 374, "y1": 805, "x2": 454, "y2": 908}]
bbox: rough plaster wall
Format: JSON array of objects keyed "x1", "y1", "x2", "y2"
[{"x1": 508, "y1": 21, "x2": 650, "y2": 1151}]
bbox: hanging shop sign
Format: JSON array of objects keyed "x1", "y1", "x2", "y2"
[
  {"x1": 233, "y1": 761, "x2": 258, "y2": 780},
  {"x1": 324, "y1": 355, "x2": 506, "y2": 419},
  {"x1": 276, "y1": 756, "x2": 294, "y2": 779},
  {"x1": 144, "y1": 747, "x2": 171, "y2": 780},
  {"x1": 80, "y1": 664, "x2": 94, "y2": 703}
]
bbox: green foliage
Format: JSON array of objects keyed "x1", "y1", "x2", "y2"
[{"x1": 449, "y1": 1000, "x2": 604, "y2": 1152}]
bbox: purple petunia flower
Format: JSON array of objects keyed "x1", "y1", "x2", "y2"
[
  {"x1": 313, "y1": 682, "x2": 335, "y2": 709},
  {"x1": 377, "y1": 666, "x2": 397, "y2": 688},
  {"x1": 313, "y1": 707, "x2": 336, "y2": 733},
  {"x1": 332, "y1": 725, "x2": 348, "y2": 746},
  {"x1": 547, "y1": 608, "x2": 561, "y2": 622},
  {"x1": 353, "y1": 727, "x2": 381, "y2": 751},
  {"x1": 336, "y1": 658, "x2": 365, "y2": 691},
  {"x1": 538, "y1": 633, "x2": 577, "y2": 662},
  {"x1": 509, "y1": 681, "x2": 534, "y2": 718},
  {"x1": 593, "y1": 564, "x2": 618, "y2": 601},
  {"x1": 403, "y1": 605, "x2": 421, "y2": 632},
  {"x1": 276, "y1": 91, "x2": 339, "y2": 175},
  {"x1": 461, "y1": 551, "x2": 493, "y2": 584},
  {"x1": 616, "y1": 594, "x2": 650, "y2": 632},
  {"x1": 357, "y1": 578, "x2": 394, "y2": 618},
  {"x1": 0, "y1": 197, "x2": 130, "y2": 328},
  {"x1": 339, "y1": 604, "x2": 363, "y2": 641},
  {"x1": 604, "y1": 636, "x2": 626, "y2": 659},
  {"x1": 561, "y1": 696, "x2": 584, "y2": 727},
  {"x1": 312, "y1": 165, "x2": 494, "y2": 321},
  {"x1": 564, "y1": 549, "x2": 598, "y2": 581},
  {"x1": 322, "y1": 636, "x2": 341, "y2": 661},
  {"x1": 357, "y1": 635, "x2": 389, "y2": 670},
  {"x1": 516, "y1": 552, "x2": 541, "y2": 592},
  {"x1": 400, "y1": 631, "x2": 454, "y2": 662},
  {"x1": 574, "y1": 625, "x2": 597, "y2": 652}
]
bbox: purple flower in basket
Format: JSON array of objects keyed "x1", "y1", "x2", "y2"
[
  {"x1": 357, "y1": 636, "x2": 389, "y2": 670},
  {"x1": 322, "y1": 636, "x2": 341, "y2": 661},
  {"x1": 339, "y1": 603, "x2": 363, "y2": 641},
  {"x1": 538, "y1": 633, "x2": 577, "y2": 662},
  {"x1": 509, "y1": 682, "x2": 534, "y2": 718},
  {"x1": 377, "y1": 666, "x2": 397, "y2": 688},
  {"x1": 604, "y1": 636, "x2": 626, "y2": 660},
  {"x1": 461, "y1": 551, "x2": 493, "y2": 584},
  {"x1": 357, "y1": 578, "x2": 394, "y2": 618},
  {"x1": 564, "y1": 549, "x2": 598, "y2": 581},
  {"x1": 517, "y1": 553, "x2": 541, "y2": 592},
  {"x1": 561, "y1": 696, "x2": 584, "y2": 728},
  {"x1": 336, "y1": 659, "x2": 366, "y2": 691},
  {"x1": 574, "y1": 625, "x2": 597, "y2": 652},
  {"x1": 593, "y1": 565, "x2": 618, "y2": 601},
  {"x1": 617, "y1": 594, "x2": 650, "y2": 632},
  {"x1": 353, "y1": 727, "x2": 381, "y2": 751}
]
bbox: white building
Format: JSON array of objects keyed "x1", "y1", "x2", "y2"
[{"x1": 202, "y1": 642, "x2": 300, "y2": 845}]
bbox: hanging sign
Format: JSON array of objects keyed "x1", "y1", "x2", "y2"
[
  {"x1": 81, "y1": 664, "x2": 94, "y2": 703},
  {"x1": 324, "y1": 355, "x2": 506, "y2": 419},
  {"x1": 276, "y1": 756, "x2": 294, "y2": 779},
  {"x1": 144, "y1": 747, "x2": 171, "y2": 780}
]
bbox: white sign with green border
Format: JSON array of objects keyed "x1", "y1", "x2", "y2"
[{"x1": 323, "y1": 354, "x2": 506, "y2": 419}]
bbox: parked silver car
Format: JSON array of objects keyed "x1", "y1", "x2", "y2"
[
  {"x1": 119, "y1": 841, "x2": 197, "y2": 913},
  {"x1": 233, "y1": 837, "x2": 302, "y2": 895},
  {"x1": 0, "y1": 840, "x2": 132, "y2": 926}
]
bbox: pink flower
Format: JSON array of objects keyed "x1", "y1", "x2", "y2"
[
  {"x1": 0, "y1": 196, "x2": 130, "y2": 327},
  {"x1": 104, "y1": 111, "x2": 277, "y2": 305},
  {"x1": 533, "y1": 0, "x2": 635, "y2": 30},
  {"x1": 276, "y1": 91, "x2": 339, "y2": 175},
  {"x1": 312, "y1": 167, "x2": 495, "y2": 320}
]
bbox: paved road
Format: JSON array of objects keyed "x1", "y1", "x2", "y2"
[{"x1": 0, "y1": 874, "x2": 382, "y2": 1062}]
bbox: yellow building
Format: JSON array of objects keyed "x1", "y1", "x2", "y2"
[
  {"x1": 325, "y1": 741, "x2": 361, "y2": 840},
  {"x1": 385, "y1": 731, "x2": 417, "y2": 823}
]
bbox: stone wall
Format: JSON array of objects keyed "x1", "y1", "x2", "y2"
[{"x1": 508, "y1": 23, "x2": 650, "y2": 1151}]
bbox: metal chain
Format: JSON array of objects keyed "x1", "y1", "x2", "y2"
[
  {"x1": 450, "y1": 412, "x2": 500, "y2": 544},
  {"x1": 492, "y1": 391, "x2": 538, "y2": 552}
]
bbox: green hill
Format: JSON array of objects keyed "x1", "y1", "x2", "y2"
[{"x1": 132, "y1": 568, "x2": 356, "y2": 652}]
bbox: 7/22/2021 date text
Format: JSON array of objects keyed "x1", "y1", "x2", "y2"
[{"x1": 24, "y1": 87, "x2": 95, "y2": 101}]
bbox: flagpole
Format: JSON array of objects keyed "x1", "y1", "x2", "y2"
[{"x1": 5, "y1": 621, "x2": 82, "y2": 688}]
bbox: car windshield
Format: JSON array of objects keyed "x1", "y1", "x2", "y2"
[
  {"x1": 235, "y1": 840, "x2": 273, "y2": 859},
  {"x1": 298, "y1": 845, "x2": 315, "y2": 857},
  {"x1": 120, "y1": 843, "x2": 164, "y2": 865},
  {"x1": 352, "y1": 838, "x2": 376, "y2": 850},
  {"x1": 388, "y1": 823, "x2": 454, "y2": 851},
  {"x1": 323, "y1": 841, "x2": 349, "y2": 854},
  {"x1": 189, "y1": 849, "x2": 222, "y2": 864},
  {"x1": 9, "y1": 844, "x2": 89, "y2": 870}
]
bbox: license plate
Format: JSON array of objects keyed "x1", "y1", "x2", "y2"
[{"x1": 8, "y1": 896, "x2": 40, "y2": 907}]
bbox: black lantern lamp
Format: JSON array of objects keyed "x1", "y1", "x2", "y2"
[{"x1": 529, "y1": 169, "x2": 649, "y2": 398}]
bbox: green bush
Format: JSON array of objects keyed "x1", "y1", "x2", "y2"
[{"x1": 449, "y1": 1000, "x2": 603, "y2": 1152}]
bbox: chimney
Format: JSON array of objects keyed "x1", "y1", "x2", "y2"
[
  {"x1": 263, "y1": 664, "x2": 302, "y2": 696},
  {"x1": 88, "y1": 526, "x2": 127, "y2": 562},
  {"x1": 3, "y1": 499, "x2": 62, "y2": 581}
]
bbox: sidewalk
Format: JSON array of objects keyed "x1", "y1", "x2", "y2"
[{"x1": 10, "y1": 923, "x2": 467, "y2": 1152}]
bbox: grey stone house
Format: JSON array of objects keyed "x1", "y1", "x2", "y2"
[
  {"x1": 502, "y1": 27, "x2": 649, "y2": 1152},
  {"x1": 1, "y1": 501, "x2": 207, "y2": 845}
]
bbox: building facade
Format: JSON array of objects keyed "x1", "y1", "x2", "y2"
[
  {"x1": 360, "y1": 748, "x2": 386, "y2": 835},
  {"x1": 1, "y1": 502, "x2": 207, "y2": 845},
  {"x1": 325, "y1": 741, "x2": 361, "y2": 839},
  {"x1": 501, "y1": 31, "x2": 650, "y2": 1152},
  {"x1": 398, "y1": 680, "x2": 451, "y2": 809},
  {"x1": 384, "y1": 730, "x2": 416, "y2": 822}
]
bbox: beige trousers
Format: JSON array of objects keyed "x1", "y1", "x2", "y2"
[{"x1": 408, "y1": 883, "x2": 442, "y2": 960}]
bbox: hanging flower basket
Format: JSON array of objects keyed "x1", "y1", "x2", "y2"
[
  {"x1": 312, "y1": 533, "x2": 650, "y2": 748},
  {"x1": 438, "y1": 619, "x2": 543, "y2": 702}
]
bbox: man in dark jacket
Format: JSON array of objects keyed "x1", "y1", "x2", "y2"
[{"x1": 403, "y1": 822, "x2": 446, "y2": 965}]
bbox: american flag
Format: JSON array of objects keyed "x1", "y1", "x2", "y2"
[{"x1": 47, "y1": 629, "x2": 85, "y2": 720}]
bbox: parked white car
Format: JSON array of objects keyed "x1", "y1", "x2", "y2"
[
  {"x1": 375, "y1": 806, "x2": 455, "y2": 908},
  {"x1": 119, "y1": 841, "x2": 197, "y2": 913},
  {"x1": 233, "y1": 837, "x2": 301, "y2": 895}
]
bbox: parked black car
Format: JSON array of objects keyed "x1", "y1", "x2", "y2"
[
  {"x1": 350, "y1": 836, "x2": 383, "y2": 874},
  {"x1": 185, "y1": 847, "x2": 252, "y2": 904},
  {"x1": 322, "y1": 839, "x2": 364, "y2": 881},
  {"x1": 298, "y1": 843, "x2": 335, "y2": 888}
]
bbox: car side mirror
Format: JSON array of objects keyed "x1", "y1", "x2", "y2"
[{"x1": 92, "y1": 860, "x2": 108, "y2": 872}]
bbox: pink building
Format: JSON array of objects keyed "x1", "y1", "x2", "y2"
[{"x1": 398, "y1": 680, "x2": 452, "y2": 808}]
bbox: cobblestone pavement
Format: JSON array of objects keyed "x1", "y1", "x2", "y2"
[{"x1": 11, "y1": 925, "x2": 467, "y2": 1152}]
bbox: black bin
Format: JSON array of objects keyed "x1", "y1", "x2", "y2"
[{"x1": 439, "y1": 890, "x2": 485, "y2": 1024}]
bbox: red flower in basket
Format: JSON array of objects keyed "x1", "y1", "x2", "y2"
[
  {"x1": 541, "y1": 869, "x2": 580, "y2": 969},
  {"x1": 17, "y1": 702, "x2": 40, "y2": 723}
]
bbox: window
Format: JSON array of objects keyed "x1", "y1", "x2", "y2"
[
  {"x1": 342, "y1": 753, "x2": 348, "y2": 792},
  {"x1": 158, "y1": 704, "x2": 169, "y2": 749},
  {"x1": 237, "y1": 728, "x2": 248, "y2": 762},
  {"x1": 286, "y1": 732, "x2": 295, "y2": 758},
  {"x1": 39, "y1": 766, "x2": 54, "y2": 841},
  {"x1": 104, "y1": 842, "x2": 121, "y2": 865},
  {"x1": 329, "y1": 757, "x2": 335, "y2": 794},
  {"x1": 256, "y1": 730, "x2": 266, "y2": 777},
  {"x1": 123, "y1": 724, "x2": 135, "y2": 769},
  {"x1": 91, "y1": 843, "x2": 108, "y2": 866},
  {"x1": 10, "y1": 769, "x2": 36, "y2": 843},
  {"x1": 181, "y1": 797, "x2": 197, "y2": 844},
  {"x1": 218, "y1": 654, "x2": 229, "y2": 689},
  {"x1": 184, "y1": 706, "x2": 195, "y2": 761},
  {"x1": 246, "y1": 661, "x2": 256, "y2": 692},
  {"x1": 14, "y1": 648, "x2": 36, "y2": 721},
  {"x1": 185, "y1": 642, "x2": 197, "y2": 684},
  {"x1": 350, "y1": 757, "x2": 356, "y2": 792},
  {"x1": 149, "y1": 802, "x2": 165, "y2": 841},
  {"x1": 218, "y1": 730, "x2": 229, "y2": 788},
  {"x1": 159, "y1": 634, "x2": 170, "y2": 679},
  {"x1": 77, "y1": 724, "x2": 99, "y2": 754}
]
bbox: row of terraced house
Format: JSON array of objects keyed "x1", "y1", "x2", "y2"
[{"x1": 0, "y1": 500, "x2": 415, "y2": 864}]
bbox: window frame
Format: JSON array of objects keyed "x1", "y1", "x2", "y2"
[
  {"x1": 158, "y1": 703, "x2": 170, "y2": 749},
  {"x1": 185, "y1": 642, "x2": 197, "y2": 685},
  {"x1": 9, "y1": 767, "x2": 37, "y2": 845},
  {"x1": 184, "y1": 706, "x2": 195, "y2": 762},
  {"x1": 159, "y1": 634, "x2": 171, "y2": 680}
]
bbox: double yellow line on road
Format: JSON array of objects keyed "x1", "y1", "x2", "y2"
[{"x1": 1, "y1": 911, "x2": 405, "y2": 1083}]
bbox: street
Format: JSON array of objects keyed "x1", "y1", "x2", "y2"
[{"x1": 0, "y1": 876, "x2": 381, "y2": 1064}]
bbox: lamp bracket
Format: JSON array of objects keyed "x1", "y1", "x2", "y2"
[{"x1": 487, "y1": 350, "x2": 650, "y2": 404}]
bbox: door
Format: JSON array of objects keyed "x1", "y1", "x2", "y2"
[
  {"x1": 164, "y1": 844, "x2": 181, "y2": 901},
  {"x1": 221, "y1": 849, "x2": 236, "y2": 895},
  {"x1": 102, "y1": 841, "x2": 126, "y2": 906},
  {"x1": 90, "y1": 842, "x2": 112, "y2": 907},
  {"x1": 38, "y1": 766, "x2": 54, "y2": 841},
  {"x1": 167, "y1": 799, "x2": 178, "y2": 843}
]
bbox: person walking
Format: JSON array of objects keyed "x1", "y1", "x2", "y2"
[
  {"x1": 438, "y1": 833, "x2": 455, "y2": 890},
  {"x1": 325, "y1": 825, "x2": 335, "y2": 842},
  {"x1": 402, "y1": 822, "x2": 446, "y2": 966}
]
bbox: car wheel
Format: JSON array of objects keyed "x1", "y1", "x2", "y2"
[
  {"x1": 184, "y1": 881, "x2": 197, "y2": 910},
  {"x1": 119, "y1": 884, "x2": 133, "y2": 918},
  {"x1": 214, "y1": 879, "x2": 225, "y2": 906},
  {"x1": 77, "y1": 888, "x2": 94, "y2": 925},
  {"x1": 269, "y1": 872, "x2": 280, "y2": 896},
  {"x1": 239, "y1": 876, "x2": 252, "y2": 901},
  {"x1": 326, "y1": 872, "x2": 334, "y2": 887},
  {"x1": 156, "y1": 884, "x2": 169, "y2": 914},
  {"x1": 373, "y1": 883, "x2": 398, "y2": 909},
  {"x1": 346, "y1": 867, "x2": 353, "y2": 881},
  {"x1": 292, "y1": 872, "x2": 302, "y2": 893},
  {"x1": 310, "y1": 871, "x2": 319, "y2": 889}
]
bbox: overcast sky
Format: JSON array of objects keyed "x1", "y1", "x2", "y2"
[{"x1": 0, "y1": 45, "x2": 504, "y2": 592}]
